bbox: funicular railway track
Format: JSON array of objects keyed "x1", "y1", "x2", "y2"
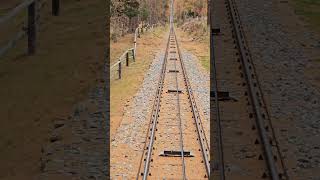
[
  {"x1": 211, "y1": 0, "x2": 289, "y2": 179},
  {"x1": 136, "y1": 26, "x2": 210, "y2": 179}
]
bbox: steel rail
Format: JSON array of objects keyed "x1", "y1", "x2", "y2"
[
  {"x1": 171, "y1": 28, "x2": 187, "y2": 180},
  {"x1": 139, "y1": 31, "x2": 171, "y2": 180},
  {"x1": 174, "y1": 29, "x2": 211, "y2": 178},
  {"x1": 225, "y1": 0, "x2": 280, "y2": 179},
  {"x1": 139, "y1": 0, "x2": 210, "y2": 176},
  {"x1": 229, "y1": 0, "x2": 289, "y2": 177},
  {"x1": 210, "y1": 27, "x2": 226, "y2": 180},
  {"x1": 138, "y1": 27, "x2": 210, "y2": 179},
  {"x1": 139, "y1": 2, "x2": 174, "y2": 177},
  {"x1": 135, "y1": 32, "x2": 170, "y2": 179},
  {"x1": 170, "y1": 2, "x2": 186, "y2": 178}
]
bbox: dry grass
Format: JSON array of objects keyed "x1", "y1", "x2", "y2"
[
  {"x1": 110, "y1": 26, "x2": 167, "y2": 137},
  {"x1": 293, "y1": 0, "x2": 320, "y2": 32},
  {"x1": 110, "y1": 33, "x2": 134, "y2": 65},
  {"x1": 0, "y1": 1, "x2": 105, "y2": 179},
  {"x1": 175, "y1": 23, "x2": 210, "y2": 71}
]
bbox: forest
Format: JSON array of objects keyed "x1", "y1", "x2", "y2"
[{"x1": 110, "y1": 0, "x2": 208, "y2": 40}]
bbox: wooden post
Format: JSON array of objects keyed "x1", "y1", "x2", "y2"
[
  {"x1": 126, "y1": 52, "x2": 129, "y2": 66},
  {"x1": 141, "y1": 22, "x2": 144, "y2": 33},
  {"x1": 52, "y1": 0, "x2": 60, "y2": 16},
  {"x1": 132, "y1": 49, "x2": 135, "y2": 62},
  {"x1": 118, "y1": 61, "x2": 122, "y2": 79},
  {"x1": 207, "y1": 0, "x2": 210, "y2": 25},
  {"x1": 134, "y1": 30, "x2": 137, "y2": 60},
  {"x1": 28, "y1": 1, "x2": 36, "y2": 55},
  {"x1": 138, "y1": 28, "x2": 141, "y2": 38}
]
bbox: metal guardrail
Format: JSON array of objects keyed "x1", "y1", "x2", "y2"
[{"x1": 0, "y1": 0, "x2": 60, "y2": 58}]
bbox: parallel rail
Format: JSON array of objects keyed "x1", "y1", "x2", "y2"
[{"x1": 136, "y1": 26, "x2": 210, "y2": 179}]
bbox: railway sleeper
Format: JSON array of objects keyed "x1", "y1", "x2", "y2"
[
  {"x1": 167, "y1": 89, "x2": 182, "y2": 94},
  {"x1": 212, "y1": 27, "x2": 221, "y2": 35},
  {"x1": 210, "y1": 90, "x2": 237, "y2": 101},
  {"x1": 159, "y1": 150, "x2": 194, "y2": 157}
]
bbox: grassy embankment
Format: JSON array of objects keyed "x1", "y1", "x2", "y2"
[
  {"x1": 0, "y1": 1, "x2": 105, "y2": 179},
  {"x1": 110, "y1": 25, "x2": 168, "y2": 137},
  {"x1": 176, "y1": 19, "x2": 210, "y2": 72}
]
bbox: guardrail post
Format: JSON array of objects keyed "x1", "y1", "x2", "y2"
[
  {"x1": 126, "y1": 52, "x2": 129, "y2": 66},
  {"x1": 134, "y1": 30, "x2": 137, "y2": 61},
  {"x1": 28, "y1": 1, "x2": 36, "y2": 55},
  {"x1": 52, "y1": 0, "x2": 60, "y2": 16},
  {"x1": 118, "y1": 61, "x2": 122, "y2": 79},
  {"x1": 132, "y1": 49, "x2": 135, "y2": 62}
]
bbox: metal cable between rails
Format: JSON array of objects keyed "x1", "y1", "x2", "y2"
[
  {"x1": 171, "y1": 28, "x2": 187, "y2": 180},
  {"x1": 174, "y1": 29, "x2": 210, "y2": 178}
]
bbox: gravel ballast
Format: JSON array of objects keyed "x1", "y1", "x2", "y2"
[
  {"x1": 110, "y1": 51, "x2": 165, "y2": 178},
  {"x1": 181, "y1": 51, "x2": 210, "y2": 139},
  {"x1": 39, "y1": 86, "x2": 107, "y2": 179},
  {"x1": 234, "y1": 0, "x2": 320, "y2": 178}
]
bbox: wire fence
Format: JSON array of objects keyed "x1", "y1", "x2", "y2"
[{"x1": 0, "y1": 0, "x2": 60, "y2": 58}]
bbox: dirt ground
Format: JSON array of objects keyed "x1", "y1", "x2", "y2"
[
  {"x1": 110, "y1": 26, "x2": 168, "y2": 138},
  {"x1": 0, "y1": 0, "x2": 105, "y2": 179},
  {"x1": 175, "y1": 22, "x2": 210, "y2": 72}
]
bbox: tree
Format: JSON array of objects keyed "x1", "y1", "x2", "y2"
[
  {"x1": 123, "y1": 0, "x2": 140, "y2": 32},
  {"x1": 140, "y1": 4, "x2": 149, "y2": 30},
  {"x1": 140, "y1": 5, "x2": 149, "y2": 22}
]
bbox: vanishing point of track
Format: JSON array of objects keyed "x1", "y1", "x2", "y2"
[{"x1": 136, "y1": 26, "x2": 210, "y2": 180}]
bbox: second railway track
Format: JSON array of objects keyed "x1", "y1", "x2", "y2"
[{"x1": 136, "y1": 27, "x2": 210, "y2": 179}]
